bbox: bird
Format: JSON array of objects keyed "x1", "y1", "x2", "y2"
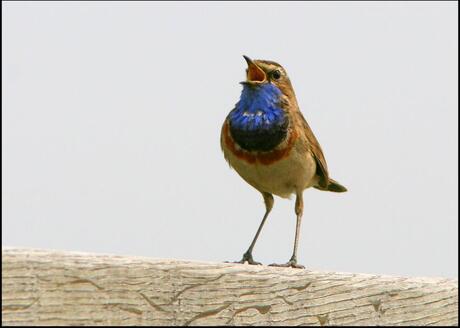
[{"x1": 221, "y1": 55, "x2": 347, "y2": 269}]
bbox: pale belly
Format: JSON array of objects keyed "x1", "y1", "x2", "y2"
[{"x1": 223, "y1": 142, "x2": 318, "y2": 198}]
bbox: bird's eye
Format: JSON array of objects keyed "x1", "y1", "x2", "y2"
[{"x1": 271, "y1": 70, "x2": 281, "y2": 80}]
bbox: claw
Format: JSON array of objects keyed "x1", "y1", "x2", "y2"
[
  {"x1": 227, "y1": 252, "x2": 262, "y2": 265},
  {"x1": 269, "y1": 259, "x2": 305, "y2": 269},
  {"x1": 237, "y1": 258, "x2": 262, "y2": 265}
]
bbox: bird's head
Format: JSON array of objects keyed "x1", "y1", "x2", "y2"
[{"x1": 242, "y1": 55, "x2": 296, "y2": 99}]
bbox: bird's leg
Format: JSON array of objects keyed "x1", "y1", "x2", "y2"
[
  {"x1": 234, "y1": 193, "x2": 273, "y2": 265},
  {"x1": 270, "y1": 192, "x2": 305, "y2": 269}
]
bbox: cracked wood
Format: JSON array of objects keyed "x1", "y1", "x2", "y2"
[{"x1": 2, "y1": 247, "x2": 458, "y2": 326}]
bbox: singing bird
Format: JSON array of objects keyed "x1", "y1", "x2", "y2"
[{"x1": 221, "y1": 56, "x2": 347, "y2": 269}]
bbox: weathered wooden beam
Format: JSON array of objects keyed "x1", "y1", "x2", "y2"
[{"x1": 1, "y1": 247, "x2": 458, "y2": 326}]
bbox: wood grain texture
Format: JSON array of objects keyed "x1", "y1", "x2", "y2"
[{"x1": 2, "y1": 247, "x2": 458, "y2": 326}]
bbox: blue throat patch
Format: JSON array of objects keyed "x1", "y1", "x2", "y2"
[
  {"x1": 229, "y1": 83, "x2": 285, "y2": 131},
  {"x1": 228, "y1": 83, "x2": 289, "y2": 152}
]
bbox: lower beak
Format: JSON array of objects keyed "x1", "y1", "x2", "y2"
[{"x1": 243, "y1": 55, "x2": 266, "y2": 83}]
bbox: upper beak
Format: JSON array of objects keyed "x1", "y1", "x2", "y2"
[{"x1": 243, "y1": 55, "x2": 266, "y2": 83}]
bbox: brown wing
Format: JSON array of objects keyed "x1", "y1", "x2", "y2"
[{"x1": 296, "y1": 111, "x2": 329, "y2": 188}]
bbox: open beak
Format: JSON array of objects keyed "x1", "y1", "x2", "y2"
[{"x1": 243, "y1": 55, "x2": 266, "y2": 83}]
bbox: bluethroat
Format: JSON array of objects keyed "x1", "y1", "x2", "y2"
[{"x1": 221, "y1": 56, "x2": 347, "y2": 269}]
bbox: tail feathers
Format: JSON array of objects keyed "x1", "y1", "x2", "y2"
[{"x1": 314, "y1": 178, "x2": 347, "y2": 193}]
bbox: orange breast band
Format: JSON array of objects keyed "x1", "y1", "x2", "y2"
[{"x1": 223, "y1": 122, "x2": 298, "y2": 165}]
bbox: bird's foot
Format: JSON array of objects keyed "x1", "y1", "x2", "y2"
[
  {"x1": 269, "y1": 258, "x2": 305, "y2": 269},
  {"x1": 226, "y1": 251, "x2": 262, "y2": 265}
]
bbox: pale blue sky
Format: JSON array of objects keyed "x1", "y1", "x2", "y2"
[{"x1": 3, "y1": 1, "x2": 458, "y2": 278}]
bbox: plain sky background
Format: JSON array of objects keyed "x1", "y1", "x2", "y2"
[{"x1": 2, "y1": 2, "x2": 458, "y2": 278}]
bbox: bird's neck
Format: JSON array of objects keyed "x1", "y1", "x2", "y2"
[
  {"x1": 228, "y1": 83, "x2": 289, "y2": 152},
  {"x1": 230, "y1": 83, "x2": 286, "y2": 131}
]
